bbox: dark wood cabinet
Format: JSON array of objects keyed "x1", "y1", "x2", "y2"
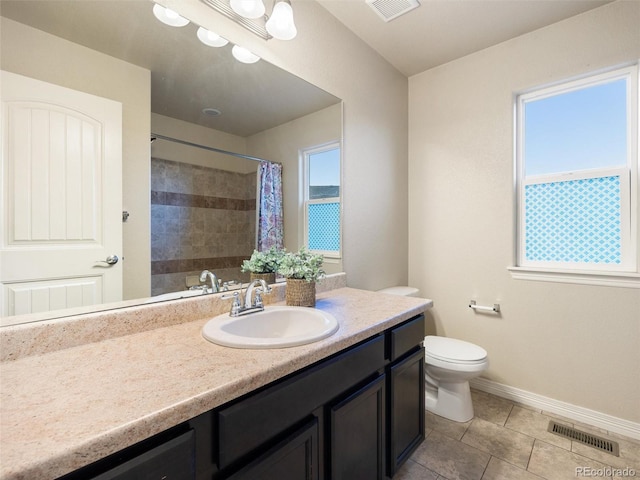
[
  {"x1": 58, "y1": 314, "x2": 425, "y2": 480},
  {"x1": 216, "y1": 335, "x2": 386, "y2": 470},
  {"x1": 388, "y1": 347, "x2": 425, "y2": 476},
  {"x1": 330, "y1": 375, "x2": 386, "y2": 480},
  {"x1": 227, "y1": 419, "x2": 319, "y2": 480},
  {"x1": 90, "y1": 430, "x2": 195, "y2": 480}
]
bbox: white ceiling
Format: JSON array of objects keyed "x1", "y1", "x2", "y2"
[{"x1": 319, "y1": 0, "x2": 614, "y2": 77}]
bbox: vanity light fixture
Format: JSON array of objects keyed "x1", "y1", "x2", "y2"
[
  {"x1": 265, "y1": 0, "x2": 297, "y2": 40},
  {"x1": 196, "y1": 26, "x2": 229, "y2": 47},
  {"x1": 231, "y1": 45, "x2": 261, "y2": 64},
  {"x1": 230, "y1": 0, "x2": 266, "y2": 19},
  {"x1": 199, "y1": 0, "x2": 297, "y2": 41},
  {"x1": 152, "y1": 4, "x2": 190, "y2": 27},
  {"x1": 151, "y1": 3, "x2": 262, "y2": 64}
]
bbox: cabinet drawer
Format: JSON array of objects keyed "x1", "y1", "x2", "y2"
[
  {"x1": 91, "y1": 430, "x2": 195, "y2": 480},
  {"x1": 218, "y1": 335, "x2": 386, "y2": 468},
  {"x1": 390, "y1": 315, "x2": 424, "y2": 361}
]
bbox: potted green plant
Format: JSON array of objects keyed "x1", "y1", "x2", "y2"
[
  {"x1": 277, "y1": 247, "x2": 325, "y2": 307},
  {"x1": 241, "y1": 246, "x2": 285, "y2": 285}
]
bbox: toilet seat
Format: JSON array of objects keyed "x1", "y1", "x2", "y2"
[{"x1": 424, "y1": 336, "x2": 487, "y2": 364}]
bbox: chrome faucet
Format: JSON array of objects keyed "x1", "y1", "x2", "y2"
[
  {"x1": 244, "y1": 278, "x2": 270, "y2": 309},
  {"x1": 220, "y1": 279, "x2": 241, "y2": 292},
  {"x1": 199, "y1": 270, "x2": 219, "y2": 293},
  {"x1": 222, "y1": 279, "x2": 272, "y2": 316}
]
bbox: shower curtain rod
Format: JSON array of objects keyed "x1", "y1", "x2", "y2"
[{"x1": 150, "y1": 132, "x2": 275, "y2": 164}]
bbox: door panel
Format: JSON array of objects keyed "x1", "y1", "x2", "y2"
[
  {"x1": 1, "y1": 70, "x2": 122, "y2": 318},
  {"x1": 6, "y1": 277, "x2": 101, "y2": 316},
  {"x1": 8, "y1": 102, "x2": 101, "y2": 242}
]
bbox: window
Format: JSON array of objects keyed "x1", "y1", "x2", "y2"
[
  {"x1": 515, "y1": 65, "x2": 638, "y2": 279},
  {"x1": 302, "y1": 143, "x2": 341, "y2": 258}
]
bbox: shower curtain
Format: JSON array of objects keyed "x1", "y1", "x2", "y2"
[{"x1": 257, "y1": 162, "x2": 284, "y2": 251}]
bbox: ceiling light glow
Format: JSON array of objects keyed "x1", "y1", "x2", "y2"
[
  {"x1": 231, "y1": 45, "x2": 261, "y2": 64},
  {"x1": 230, "y1": 0, "x2": 266, "y2": 19},
  {"x1": 265, "y1": 0, "x2": 297, "y2": 40},
  {"x1": 196, "y1": 27, "x2": 229, "y2": 47},
  {"x1": 152, "y1": 4, "x2": 190, "y2": 27}
]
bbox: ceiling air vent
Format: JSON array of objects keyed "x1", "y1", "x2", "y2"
[{"x1": 366, "y1": 0, "x2": 420, "y2": 22}]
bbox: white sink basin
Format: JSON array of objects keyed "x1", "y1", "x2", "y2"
[{"x1": 202, "y1": 306, "x2": 339, "y2": 349}]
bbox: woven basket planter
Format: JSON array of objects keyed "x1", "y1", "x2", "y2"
[
  {"x1": 250, "y1": 272, "x2": 276, "y2": 285},
  {"x1": 285, "y1": 278, "x2": 316, "y2": 307}
]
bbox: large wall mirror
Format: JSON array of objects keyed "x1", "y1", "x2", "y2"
[{"x1": 0, "y1": 0, "x2": 342, "y2": 326}]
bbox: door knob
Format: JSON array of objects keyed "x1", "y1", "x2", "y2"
[{"x1": 99, "y1": 255, "x2": 119, "y2": 265}]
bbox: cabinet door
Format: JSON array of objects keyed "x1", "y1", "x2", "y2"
[
  {"x1": 227, "y1": 419, "x2": 318, "y2": 480},
  {"x1": 217, "y1": 335, "x2": 385, "y2": 468},
  {"x1": 388, "y1": 348, "x2": 425, "y2": 476},
  {"x1": 330, "y1": 375, "x2": 386, "y2": 480}
]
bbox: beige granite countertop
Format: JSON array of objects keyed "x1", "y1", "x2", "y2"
[{"x1": 0, "y1": 285, "x2": 432, "y2": 480}]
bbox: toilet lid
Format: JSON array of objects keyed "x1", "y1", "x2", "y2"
[
  {"x1": 424, "y1": 336, "x2": 487, "y2": 363},
  {"x1": 377, "y1": 286, "x2": 419, "y2": 297}
]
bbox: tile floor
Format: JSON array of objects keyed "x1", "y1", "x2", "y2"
[{"x1": 397, "y1": 390, "x2": 640, "y2": 480}]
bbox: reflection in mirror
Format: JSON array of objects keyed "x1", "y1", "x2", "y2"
[
  {"x1": 0, "y1": 0, "x2": 342, "y2": 326},
  {"x1": 150, "y1": 134, "x2": 259, "y2": 296}
]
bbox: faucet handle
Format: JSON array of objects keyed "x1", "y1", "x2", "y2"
[
  {"x1": 255, "y1": 289, "x2": 264, "y2": 308},
  {"x1": 221, "y1": 279, "x2": 241, "y2": 292},
  {"x1": 221, "y1": 291, "x2": 241, "y2": 316}
]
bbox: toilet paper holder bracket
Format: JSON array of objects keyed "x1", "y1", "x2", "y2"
[{"x1": 469, "y1": 300, "x2": 500, "y2": 313}]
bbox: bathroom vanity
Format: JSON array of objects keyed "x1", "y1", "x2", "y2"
[{"x1": 0, "y1": 284, "x2": 431, "y2": 480}]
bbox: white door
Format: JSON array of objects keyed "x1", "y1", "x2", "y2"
[{"x1": 1, "y1": 70, "x2": 122, "y2": 318}]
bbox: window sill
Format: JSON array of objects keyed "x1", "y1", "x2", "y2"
[
  {"x1": 507, "y1": 267, "x2": 640, "y2": 289},
  {"x1": 322, "y1": 256, "x2": 342, "y2": 263}
]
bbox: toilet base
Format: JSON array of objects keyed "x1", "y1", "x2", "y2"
[{"x1": 425, "y1": 379, "x2": 474, "y2": 423}]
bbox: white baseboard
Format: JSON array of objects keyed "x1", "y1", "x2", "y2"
[{"x1": 470, "y1": 377, "x2": 640, "y2": 441}]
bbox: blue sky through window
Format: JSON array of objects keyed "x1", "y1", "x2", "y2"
[
  {"x1": 524, "y1": 78, "x2": 627, "y2": 176},
  {"x1": 309, "y1": 148, "x2": 340, "y2": 186}
]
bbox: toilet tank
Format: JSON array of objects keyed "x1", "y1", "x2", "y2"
[{"x1": 377, "y1": 286, "x2": 420, "y2": 297}]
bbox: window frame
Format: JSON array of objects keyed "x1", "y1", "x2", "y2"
[
  {"x1": 301, "y1": 141, "x2": 342, "y2": 259},
  {"x1": 512, "y1": 64, "x2": 639, "y2": 286}
]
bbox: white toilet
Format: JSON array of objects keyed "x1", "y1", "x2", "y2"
[
  {"x1": 378, "y1": 286, "x2": 489, "y2": 423},
  {"x1": 423, "y1": 335, "x2": 488, "y2": 422}
]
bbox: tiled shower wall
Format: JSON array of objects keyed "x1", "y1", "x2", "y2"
[{"x1": 151, "y1": 158, "x2": 256, "y2": 296}]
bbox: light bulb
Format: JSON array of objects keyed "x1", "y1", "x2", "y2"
[
  {"x1": 152, "y1": 4, "x2": 189, "y2": 27},
  {"x1": 230, "y1": 0, "x2": 266, "y2": 19},
  {"x1": 232, "y1": 45, "x2": 261, "y2": 64},
  {"x1": 266, "y1": 0, "x2": 297, "y2": 40},
  {"x1": 197, "y1": 27, "x2": 229, "y2": 47}
]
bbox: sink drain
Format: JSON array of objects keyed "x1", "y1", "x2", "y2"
[{"x1": 548, "y1": 421, "x2": 619, "y2": 456}]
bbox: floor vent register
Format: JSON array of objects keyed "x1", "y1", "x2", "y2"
[{"x1": 547, "y1": 421, "x2": 619, "y2": 456}]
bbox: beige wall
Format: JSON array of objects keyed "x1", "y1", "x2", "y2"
[
  {"x1": 408, "y1": 0, "x2": 640, "y2": 422},
  {"x1": 170, "y1": 0, "x2": 409, "y2": 290},
  {"x1": 1, "y1": 18, "x2": 151, "y2": 301},
  {"x1": 246, "y1": 103, "x2": 343, "y2": 272},
  {"x1": 151, "y1": 113, "x2": 255, "y2": 174}
]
